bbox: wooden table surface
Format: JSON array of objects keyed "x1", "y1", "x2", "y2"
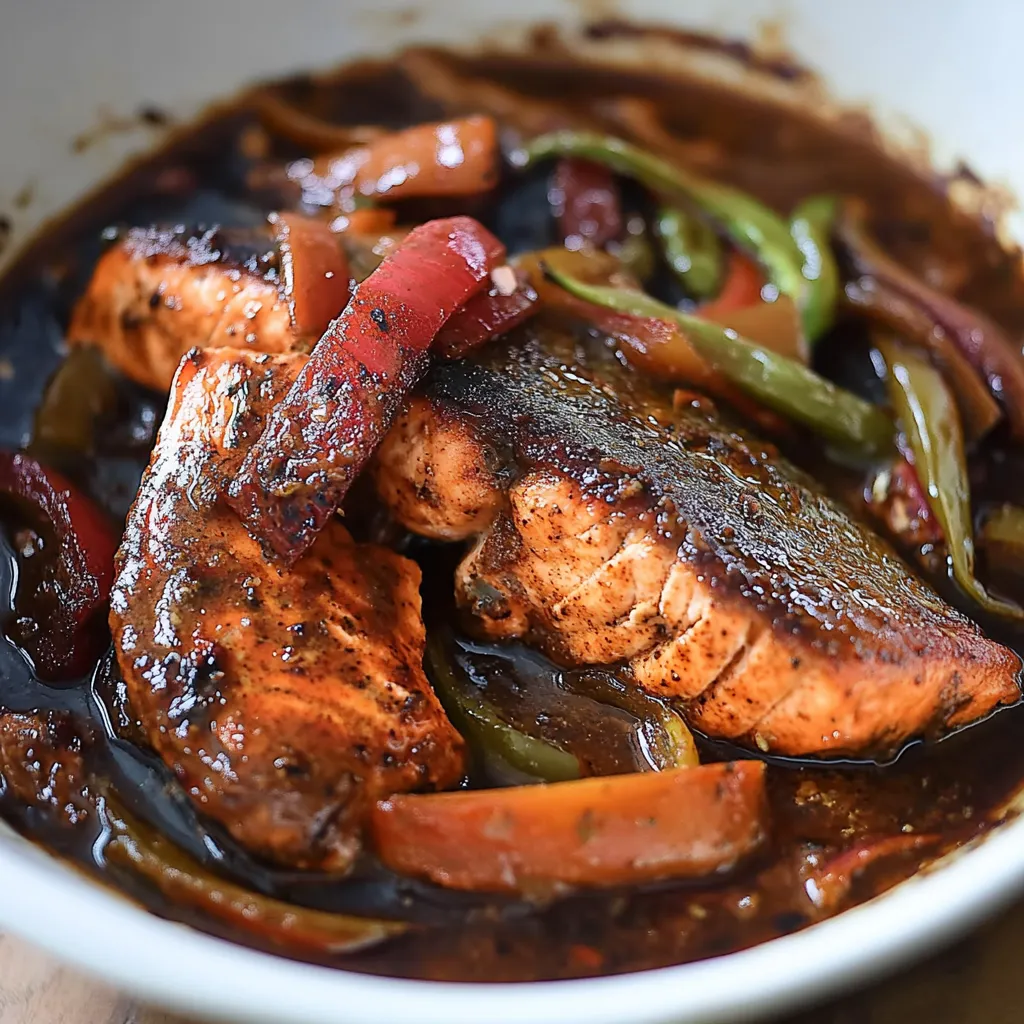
[{"x1": 2, "y1": 894, "x2": 1023, "y2": 1024}]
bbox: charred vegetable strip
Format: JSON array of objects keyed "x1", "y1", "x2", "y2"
[
  {"x1": 553, "y1": 158, "x2": 623, "y2": 248},
  {"x1": 839, "y1": 200, "x2": 1021, "y2": 438},
  {"x1": 876, "y1": 339, "x2": 1024, "y2": 618},
  {"x1": 545, "y1": 264, "x2": 893, "y2": 455},
  {"x1": 656, "y1": 206, "x2": 724, "y2": 298},
  {"x1": 371, "y1": 761, "x2": 767, "y2": 893},
  {"x1": 574, "y1": 300, "x2": 788, "y2": 433},
  {"x1": 105, "y1": 801, "x2": 404, "y2": 954},
  {"x1": 434, "y1": 266, "x2": 539, "y2": 360},
  {"x1": 0, "y1": 452, "x2": 116, "y2": 678},
  {"x1": 789, "y1": 195, "x2": 840, "y2": 342},
  {"x1": 522, "y1": 132, "x2": 807, "y2": 324},
  {"x1": 426, "y1": 634, "x2": 580, "y2": 783},
  {"x1": 547, "y1": 283, "x2": 780, "y2": 428},
  {"x1": 227, "y1": 216, "x2": 505, "y2": 562}
]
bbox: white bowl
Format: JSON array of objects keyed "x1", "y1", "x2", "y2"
[{"x1": 1, "y1": 2, "x2": 1023, "y2": 1021}]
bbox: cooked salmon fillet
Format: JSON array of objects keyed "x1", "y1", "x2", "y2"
[
  {"x1": 68, "y1": 219, "x2": 348, "y2": 391},
  {"x1": 110, "y1": 347, "x2": 465, "y2": 870},
  {"x1": 372, "y1": 326, "x2": 1021, "y2": 759}
]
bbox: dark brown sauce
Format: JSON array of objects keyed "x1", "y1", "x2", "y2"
[{"x1": 0, "y1": 43, "x2": 1023, "y2": 983}]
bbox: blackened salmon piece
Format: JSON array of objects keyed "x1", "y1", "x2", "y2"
[
  {"x1": 110, "y1": 347, "x2": 465, "y2": 871},
  {"x1": 372, "y1": 325, "x2": 1021, "y2": 759}
]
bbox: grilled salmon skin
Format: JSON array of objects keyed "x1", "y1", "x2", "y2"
[
  {"x1": 110, "y1": 347, "x2": 465, "y2": 870},
  {"x1": 68, "y1": 219, "x2": 348, "y2": 392},
  {"x1": 373, "y1": 326, "x2": 1021, "y2": 759}
]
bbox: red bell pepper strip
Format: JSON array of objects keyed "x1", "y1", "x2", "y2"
[
  {"x1": 434, "y1": 266, "x2": 540, "y2": 360},
  {"x1": 710, "y1": 295, "x2": 807, "y2": 364},
  {"x1": 226, "y1": 216, "x2": 505, "y2": 562},
  {"x1": 269, "y1": 213, "x2": 352, "y2": 340},
  {"x1": 697, "y1": 252, "x2": 807, "y2": 362},
  {"x1": 551, "y1": 158, "x2": 623, "y2": 249},
  {"x1": 698, "y1": 250, "x2": 765, "y2": 320},
  {"x1": 0, "y1": 452, "x2": 116, "y2": 679}
]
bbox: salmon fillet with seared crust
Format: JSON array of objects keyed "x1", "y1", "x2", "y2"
[
  {"x1": 110, "y1": 347, "x2": 465, "y2": 871},
  {"x1": 372, "y1": 325, "x2": 1021, "y2": 759},
  {"x1": 69, "y1": 219, "x2": 347, "y2": 392}
]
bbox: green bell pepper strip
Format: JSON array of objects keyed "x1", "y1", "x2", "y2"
[
  {"x1": 426, "y1": 634, "x2": 581, "y2": 783},
  {"x1": 656, "y1": 206, "x2": 724, "y2": 299},
  {"x1": 565, "y1": 672, "x2": 699, "y2": 769},
  {"x1": 543, "y1": 262, "x2": 893, "y2": 457},
  {"x1": 523, "y1": 132, "x2": 808, "y2": 327},
  {"x1": 789, "y1": 194, "x2": 840, "y2": 342},
  {"x1": 876, "y1": 339, "x2": 1024, "y2": 619}
]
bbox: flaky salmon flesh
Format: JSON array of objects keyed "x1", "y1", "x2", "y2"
[
  {"x1": 110, "y1": 347, "x2": 465, "y2": 871},
  {"x1": 372, "y1": 325, "x2": 1021, "y2": 759}
]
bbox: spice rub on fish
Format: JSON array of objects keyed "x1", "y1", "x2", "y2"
[
  {"x1": 110, "y1": 347, "x2": 465, "y2": 870},
  {"x1": 68, "y1": 217, "x2": 349, "y2": 391},
  {"x1": 373, "y1": 325, "x2": 1022, "y2": 759}
]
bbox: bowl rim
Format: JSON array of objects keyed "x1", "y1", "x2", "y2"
[{"x1": 1, "y1": 811, "x2": 1023, "y2": 1024}]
